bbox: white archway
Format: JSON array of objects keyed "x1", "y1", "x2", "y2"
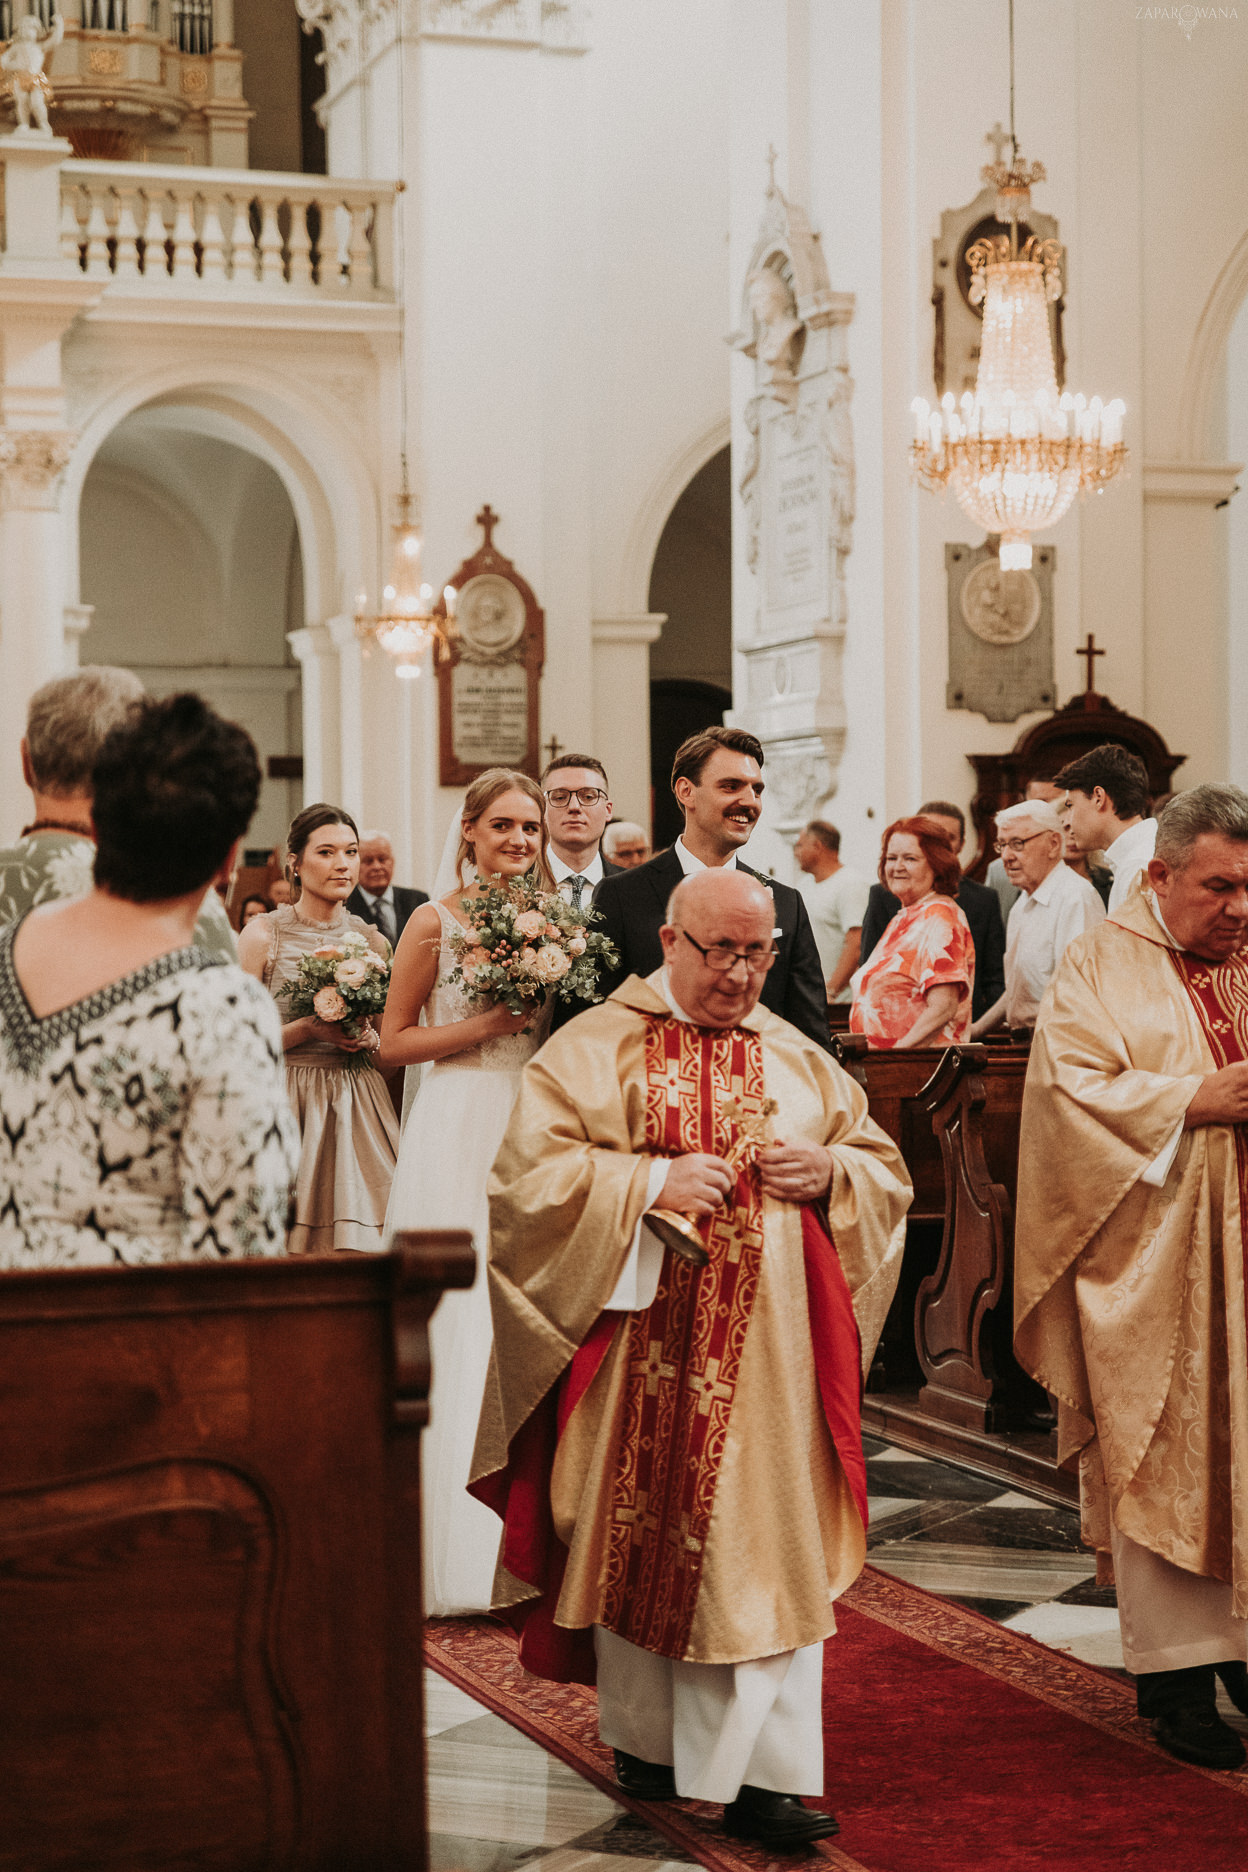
[
  {"x1": 1178, "y1": 222, "x2": 1248, "y2": 462},
  {"x1": 63, "y1": 358, "x2": 384, "y2": 632},
  {"x1": 618, "y1": 413, "x2": 732, "y2": 617}
]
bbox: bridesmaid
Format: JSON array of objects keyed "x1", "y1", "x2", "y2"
[{"x1": 239, "y1": 803, "x2": 399, "y2": 1252}]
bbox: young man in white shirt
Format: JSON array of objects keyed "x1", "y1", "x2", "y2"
[
  {"x1": 1055, "y1": 743, "x2": 1156, "y2": 914},
  {"x1": 793, "y1": 819, "x2": 869, "y2": 1004},
  {"x1": 541, "y1": 754, "x2": 621, "y2": 907},
  {"x1": 971, "y1": 799, "x2": 1105, "y2": 1036}
]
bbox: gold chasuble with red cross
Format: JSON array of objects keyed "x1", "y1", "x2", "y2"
[
  {"x1": 470, "y1": 972, "x2": 912, "y2": 1682},
  {"x1": 600, "y1": 1017, "x2": 768, "y2": 1657},
  {"x1": 1016, "y1": 879, "x2": 1248, "y2": 1613}
]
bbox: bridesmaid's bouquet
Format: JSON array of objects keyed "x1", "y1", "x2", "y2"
[
  {"x1": 279, "y1": 932, "x2": 390, "y2": 1072},
  {"x1": 445, "y1": 879, "x2": 618, "y2": 1017}
]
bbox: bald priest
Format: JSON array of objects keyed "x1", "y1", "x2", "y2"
[
  {"x1": 1015, "y1": 784, "x2": 1248, "y2": 1771},
  {"x1": 470, "y1": 870, "x2": 911, "y2": 1849}
]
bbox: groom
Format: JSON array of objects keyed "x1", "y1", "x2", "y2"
[{"x1": 576, "y1": 727, "x2": 832, "y2": 1051}]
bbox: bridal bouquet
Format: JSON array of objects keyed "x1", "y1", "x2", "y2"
[
  {"x1": 445, "y1": 878, "x2": 619, "y2": 1017},
  {"x1": 279, "y1": 931, "x2": 390, "y2": 1073}
]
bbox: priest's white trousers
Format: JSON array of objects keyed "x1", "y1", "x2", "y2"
[
  {"x1": 1110, "y1": 1520, "x2": 1248, "y2": 1674},
  {"x1": 593, "y1": 1626, "x2": 824, "y2": 1802}
]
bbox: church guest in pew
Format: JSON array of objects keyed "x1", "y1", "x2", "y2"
[
  {"x1": 0, "y1": 665, "x2": 240, "y2": 961},
  {"x1": 472, "y1": 868, "x2": 911, "y2": 1848},
  {"x1": 849, "y1": 817, "x2": 974, "y2": 1049},
  {"x1": 1055, "y1": 742, "x2": 1157, "y2": 914},
  {"x1": 859, "y1": 800, "x2": 1004, "y2": 1025},
  {"x1": 0, "y1": 694, "x2": 299, "y2": 1270},
  {"x1": 971, "y1": 799, "x2": 1104, "y2": 1039},
  {"x1": 1015, "y1": 785, "x2": 1248, "y2": 1770}
]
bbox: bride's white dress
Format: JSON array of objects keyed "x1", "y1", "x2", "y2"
[{"x1": 384, "y1": 901, "x2": 549, "y2": 1616}]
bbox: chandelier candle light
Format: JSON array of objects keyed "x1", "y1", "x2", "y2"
[
  {"x1": 354, "y1": 477, "x2": 458, "y2": 679},
  {"x1": 909, "y1": 10, "x2": 1126, "y2": 569}
]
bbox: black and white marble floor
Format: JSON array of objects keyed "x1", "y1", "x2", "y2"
[{"x1": 424, "y1": 1432, "x2": 1239, "y2": 1871}]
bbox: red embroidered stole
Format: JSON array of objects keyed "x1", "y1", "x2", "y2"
[
  {"x1": 1166, "y1": 947, "x2": 1248, "y2": 1299},
  {"x1": 597, "y1": 1016, "x2": 768, "y2": 1658}
]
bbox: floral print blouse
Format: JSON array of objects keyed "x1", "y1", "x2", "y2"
[{"x1": 850, "y1": 894, "x2": 974, "y2": 1048}]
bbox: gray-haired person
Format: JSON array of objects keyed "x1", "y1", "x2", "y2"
[
  {"x1": 971, "y1": 798, "x2": 1104, "y2": 1037},
  {"x1": 1015, "y1": 783, "x2": 1248, "y2": 1770},
  {"x1": 0, "y1": 667, "x2": 238, "y2": 960}
]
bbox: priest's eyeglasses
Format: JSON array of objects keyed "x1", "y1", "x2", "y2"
[
  {"x1": 544, "y1": 787, "x2": 608, "y2": 807},
  {"x1": 679, "y1": 930, "x2": 779, "y2": 973},
  {"x1": 994, "y1": 831, "x2": 1051, "y2": 855}
]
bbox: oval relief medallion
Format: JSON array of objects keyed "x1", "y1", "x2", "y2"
[{"x1": 959, "y1": 560, "x2": 1042, "y2": 647}]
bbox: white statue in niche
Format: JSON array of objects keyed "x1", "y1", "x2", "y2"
[
  {"x1": 746, "y1": 267, "x2": 804, "y2": 404},
  {"x1": 1, "y1": 10, "x2": 63, "y2": 137}
]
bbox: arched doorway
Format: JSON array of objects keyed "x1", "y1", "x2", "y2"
[
  {"x1": 647, "y1": 446, "x2": 732, "y2": 850},
  {"x1": 78, "y1": 404, "x2": 304, "y2": 854}
]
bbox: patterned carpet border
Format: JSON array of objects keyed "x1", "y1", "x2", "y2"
[
  {"x1": 423, "y1": 1614, "x2": 868, "y2": 1872},
  {"x1": 425, "y1": 1563, "x2": 1248, "y2": 1872},
  {"x1": 844, "y1": 1567, "x2": 1248, "y2": 1797}
]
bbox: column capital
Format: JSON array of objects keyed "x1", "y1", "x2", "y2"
[
  {"x1": 592, "y1": 612, "x2": 666, "y2": 646},
  {"x1": 1, "y1": 429, "x2": 76, "y2": 512},
  {"x1": 1142, "y1": 461, "x2": 1243, "y2": 504}
]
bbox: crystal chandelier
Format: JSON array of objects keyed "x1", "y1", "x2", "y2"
[
  {"x1": 909, "y1": 12, "x2": 1126, "y2": 569},
  {"x1": 354, "y1": 471, "x2": 458, "y2": 680}
]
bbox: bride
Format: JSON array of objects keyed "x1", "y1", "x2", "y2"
[{"x1": 382, "y1": 767, "x2": 553, "y2": 1616}]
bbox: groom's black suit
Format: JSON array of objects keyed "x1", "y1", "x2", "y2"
[{"x1": 554, "y1": 846, "x2": 832, "y2": 1052}]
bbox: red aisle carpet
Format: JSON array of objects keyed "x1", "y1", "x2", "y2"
[{"x1": 425, "y1": 1566, "x2": 1248, "y2": 1872}]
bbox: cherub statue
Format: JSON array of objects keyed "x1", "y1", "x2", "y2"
[
  {"x1": 2, "y1": 10, "x2": 64, "y2": 138},
  {"x1": 746, "y1": 266, "x2": 804, "y2": 404}
]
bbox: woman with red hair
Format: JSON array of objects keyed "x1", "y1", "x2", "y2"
[{"x1": 849, "y1": 816, "x2": 974, "y2": 1048}]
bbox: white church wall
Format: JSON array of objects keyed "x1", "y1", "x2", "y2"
[
  {"x1": 728, "y1": 0, "x2": 1246, "y2": 892},
  {"x1": 1228, "y1": 305, "x2": 1248, "y2": 788}
]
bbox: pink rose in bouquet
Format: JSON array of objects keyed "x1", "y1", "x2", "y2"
[{"x1": 313, "y1": 985, "x2": 348, "y2": 1022}]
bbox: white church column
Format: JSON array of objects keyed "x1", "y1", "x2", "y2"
[
  {"x1": 288, "y1": 622, "x2": 342, "y2": 806},
  {"x1": 0, "y1": 440, "x2": 77, "y2": 840},
  {"x1": 1143, "y1": 464, "x2": 1240, "y2": 785},
  {"x1": 591, "y1": 614, "x2": 665, "y2": 827},
  {"x1": 0, "y1": 135, "x2": 100, "y2": 840}
]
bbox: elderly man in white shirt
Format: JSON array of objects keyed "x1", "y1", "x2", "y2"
[{"x1": 971, "y1": 799, "x2": 1105, "y2": 1037}]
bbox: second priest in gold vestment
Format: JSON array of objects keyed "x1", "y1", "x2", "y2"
[
  {"x1": 1015, "y1": 786, "x2": 1248, "y2": 1770},
  {"x1": 471, "y1": 870, "x2": 910, "y2": 1848}
]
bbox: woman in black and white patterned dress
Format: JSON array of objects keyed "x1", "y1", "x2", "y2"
[{"x1": 0, "y1": 694, "x2": 299, "y2": 1270}]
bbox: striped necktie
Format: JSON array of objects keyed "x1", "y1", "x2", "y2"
[{"x1": 568, "y1": 874, "x2": 587, "y2": 911}]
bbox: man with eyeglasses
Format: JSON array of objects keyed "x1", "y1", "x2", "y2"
[
  {"x1": 472, "y1": 867, "x2": 911, "y2": 1849},
  {"x1": 540, "y1": 753, "x2": 624, "y2": 906},
  {"x1": 970, "y1": 798, "x2": 1104, "y2": 1037}
]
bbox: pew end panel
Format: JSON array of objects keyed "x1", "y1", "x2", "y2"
[
  {"x1": 914, "y1": 1046, "x2": 1042, "y2": 1435},
  {"x1": 0, "y1": 1233, "x2": 474, "y2": 1872}
]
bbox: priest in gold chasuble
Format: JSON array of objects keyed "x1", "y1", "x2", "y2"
[
  {"x1": 1015, "y1": 786, "x2": 1248, "y2": 1772},
  {"x1": 470, "y1": 871, "x2": 910, "y2": 1849}
]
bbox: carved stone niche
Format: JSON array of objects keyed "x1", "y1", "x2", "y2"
[
  {"x1": 932, "y1": 126, "x2": 1064, "y2": 401},
  {"x1": 730, "y1": 167, "x2": 855, "y2": 833}
]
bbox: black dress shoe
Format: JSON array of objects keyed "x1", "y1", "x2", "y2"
[
  {"x1": 1153, "y1": 1704, "x2": 1246, "y2": 1771},
  {"x1": 723, "y1": 1786, "x2": 840, "y2": 1849},
  {"x1": 612, "y1": 1748, "x2": 677, "y2": 1800},
  {"x1": 1215, "y1": 1659, "x2": 1248, "y2": 1716}
]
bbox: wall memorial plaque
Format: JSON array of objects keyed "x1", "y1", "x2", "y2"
[
  {"x1": 436, "y1": 505, "x2": 545, "y2": 787},
  {"x1": 945, "y1": 537, "x2": 1055, "y2": 724}
]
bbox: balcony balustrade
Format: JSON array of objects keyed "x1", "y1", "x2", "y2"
[{"x1": 0, "y1": 147, "x2": 397, "y2": 301}]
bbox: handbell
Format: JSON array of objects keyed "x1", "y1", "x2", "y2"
[{"x1": 642, "y1": 1206, "x2": 710, "y2": 1269}]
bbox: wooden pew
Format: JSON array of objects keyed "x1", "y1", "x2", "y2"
[
  {"x1": 914, "y1": 1040, "x2": 1044, "y2": 1434},
  {"x1": 832, "y1": 1034, "x2": 951, "y2": 1387},
  {"x1": 0, "y1": 1232, "x2": 473, "y2": 1872}
]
